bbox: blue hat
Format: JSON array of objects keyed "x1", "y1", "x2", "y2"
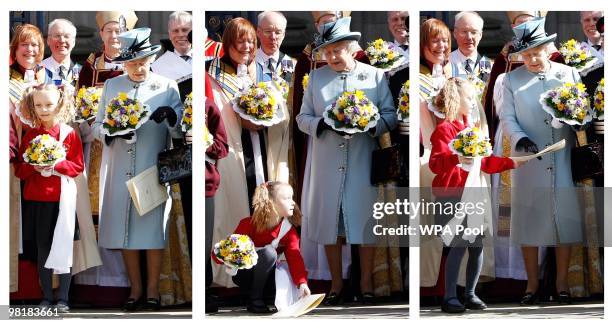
[
  {"x1": 313, "y1": 17, "x2": 361, "y2": 52},
  {"x1": 113, "y1": 27, "x2": 162, "y2": 62},
  {"x1": 511, "y1": 17, "x2": 556, "y2": 54}
]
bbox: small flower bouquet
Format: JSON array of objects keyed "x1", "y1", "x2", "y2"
[
  {"x1": 397, "y1": 80, "x2": 409, "y2": 123},
  {"x1": 23, "y1": 134, "x2": 66, "y2": 167},
  {"x1": 559, "y1": 39, "x2": 596, "y2": 72},
  {"x1": 232, "y1": 81, "x2": 284, "y2": 127},
  {"x1": 467, "y1": 74, "x2": 485, "y2": 101},
  {"x1": 102, "y1": 92, "x2": 150, "y2": 136},
  {"x1": 74, "y1": 87, "x2": 102, "y2": 123},
  {"x1": 272, "y1": 75, "x2": 289, "y2": 99},
  {"x1": 181, "y1": 92, "x2": 192, "y2": 132},
  {"x1": 323, "y1": 90, "x2": 380, "y2": 134},
  {"x1": 593, "y1": 78, "x2": 604, "y2": 120},
  {"x1": 302, "y1": 73, "x2": 309, "y2": 90},
  {"x1": 448, "y1": 127, "x2": 492, "y2": 157},
  {"x1": 539, "y1": 82, "x2": 592, "y2": 126},
  {"x1": 365, "y1": 38, "x2": 403, "y2": 71},
  {"x1": 213, "y1": 234, "x2": 258, "y2": 273}
]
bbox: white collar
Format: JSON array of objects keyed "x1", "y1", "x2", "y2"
[
  {"x1": 174, "y1": 48, "x2": 192, "y2": 58},
  {"x1": 43, "y1": 56, "x2": 71, "y2": 71},
  {"x1": 587, "y1": 39, "x2": 602, "y2": 48},
  {"x1": 455, "y1": 49, "x2": 479, "y2": 64},
  {"x1": 256, "y1": 48, "x2": 281, "y2": 65},
  {"x1": 393, "y1": 39, "x2": 409, "y2": 48}
]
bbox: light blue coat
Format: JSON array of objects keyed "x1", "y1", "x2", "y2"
[
  {"x1": 297, "y1": 62, "x2": 397, "y2": 245},
  {"x1": 500, "y1": 62, "x2": 583, "y2": 245},
  {"x1": 93, "y1": 73, "x2": 183, "y2": 249}
]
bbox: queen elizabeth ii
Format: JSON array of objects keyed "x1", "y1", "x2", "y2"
[{"x1": 296, "y1": 17, "x2": 397, "y2": 305}]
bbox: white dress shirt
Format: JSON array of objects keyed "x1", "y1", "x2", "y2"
[
  {"x1": 449, "y1": 49, "x2": 480, "y2": 77},
  {"x1": 41, "y1": 56, "x2": 74, "y2": 82},
  {"x1": 256, "y1": 48, "x2": 282, "y2": 76}
]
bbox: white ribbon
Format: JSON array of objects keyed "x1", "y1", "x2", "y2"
[
  {"x1": 441, "y1": 157, "x2": 492, "y2": 246},
  {"x1": 44, "y1": 124, "x2": 77, "y2": 274}
]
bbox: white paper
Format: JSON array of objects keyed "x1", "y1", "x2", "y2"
[
  {"x1": 125, "y1": 166, "x2": 169, "y2": 216},
  {"x1": 510, "y1": 139, "x2": 566, "y2": 162},
  {"x1": 151, "y1": 51, "x2": 192, "y2": 81},
  {"x1": 272, "y1": 293, "x2": 325, "y2": 318}
]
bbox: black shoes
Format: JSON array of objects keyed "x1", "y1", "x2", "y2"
[
  {"x1": 122, "y1": 297, "x2": 141, "y2": 312},
  {"x1": 557, "y1": 291, "x2": 573, "y2": 304},
  {"x1": 441, "y1": 297, "x2": 466, "y2": 313},
  {"x1": 361, "y1": 292, "x2": 376, "y2": 305},
  {"x1": 520, "y1": 292, "x2": 539, "y2": 305},
  {"x1": 143, "y1": 297, "x2": 161, "y2": 311},
  {"x1": 464, "y1": 295, "x2": 487, "y2": 310},
  {"x1": 323, "y1": 289, "x2": 344, "y2": 306},
  {"x1": 246, "y1": 299, "x2": 274, "y2": 314}
]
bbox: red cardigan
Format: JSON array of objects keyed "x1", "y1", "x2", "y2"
[
  {"x1": 213, "y1": 217, "x2": 308, "y2": 286},
  {"x1": 14, "y1": 124, "x2": 84, "y2": 202},
  {"x1": 205, "y1": 85, "x2": 228, "y2": 197},
  {"x1": 429, "y1": 119, "x2": 514, "y2": 198}
]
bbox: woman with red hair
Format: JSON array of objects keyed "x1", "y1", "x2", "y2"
[
  {"x1": 207, "y1": 17, "x2": 291, "y2": 290},
  {"x1": 9, "y1": 23, "x2": 52, "y2": 296}
]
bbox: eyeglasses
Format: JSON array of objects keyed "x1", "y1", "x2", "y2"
[
  {"x1": 456, "y1": 29, "x2": 482, "y2": 37},
  {"x1": 49, "y1": 33, "x2": 74, "y2": 41},
  {"x1": 262, "y1": 29, "x2": 285, "y2": 37}
]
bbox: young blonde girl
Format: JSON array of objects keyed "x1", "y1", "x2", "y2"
[
  {"x1": 429, "y1": 78, "x2": 522, "y2": 313},
  {"x1": 14, "y1": 84, "x2": 84, "y2": 312},
  {"x1": 213, "y1": 182, "x2": 310, "y2": 314}
]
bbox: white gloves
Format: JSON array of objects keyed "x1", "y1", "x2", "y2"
[{"x1": 298, "y1": 283, "x2": 311, "y2": 298}]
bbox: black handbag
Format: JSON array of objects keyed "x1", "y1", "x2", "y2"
[
  {"x1": 157, "y1": 144, "x2": 192, "y2": 185},
  {"x1": 370, "y1": 116, "x2": 402, "y2": 185},
  {"x1": 371, "y1": 144, "x2": 401, "y2": 185},
  {"x1": 571, "y1": 141, "x2": 603, "y2": 182}
]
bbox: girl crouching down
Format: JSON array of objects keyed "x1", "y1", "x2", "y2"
[{"x1": 213, "y1": 182, "x2": 310, "y2": 313}]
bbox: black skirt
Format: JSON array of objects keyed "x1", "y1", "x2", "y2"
[{"x1": 20, "y1": 200, "x2": 79, "y2": 262}]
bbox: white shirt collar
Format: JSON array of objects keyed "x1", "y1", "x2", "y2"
[
  {"x1": 393, "y1": 39, "x2": 409, "y2": 48},
  {"x1": 256, "y1": 48, "x2": 281, "y2": 66},
  {"x1": 174, "y1": 48, "x2": 192, "y2": 58},
  {"x1": 455, "y1": 49, "x2": 479, "y2": 64},
  {"x1": 42, "y1": 56, "x2": 71, "y2": 72}
]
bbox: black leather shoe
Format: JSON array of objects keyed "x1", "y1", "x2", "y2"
[
  {"x1": 143, "y1": 297, "x2": 161, "y2": 311},
  {"x1": 247, "y1": 300, "x2": 272, "y2": 314},
  {"x1": 464, "y1": 295, "x2": 487, "y2": 310},
  {"x1": 122, "y1": 297, "x2": 141, "y2": 312},
  {"x1": 557, "y1": 291, "x2": 572, "y2": 304},
  {"x1": 441, "y1": 297, "x2": 466, "y2": 313},
  {"x1": 323, "y1": 290, "x2": 344, "y2": 306},
  {"x1": 205, "y1": 294, "x2": 219, "y2": 313},
  {"x1": 361, "y1": 292, "x2": 376, "y2": 305},
  {"x1": 520, "y1": 292, "x2": 539, "y2": 305}
]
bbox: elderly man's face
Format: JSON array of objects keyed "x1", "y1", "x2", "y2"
[
  {"x1": 453, "y1": 14, "x2": 482, "y2": 56},
  {"x1": 256, "y1": 15, "x2": 286, "y2": 56},
  {"x1": 322, "y1": 41, "x2": 354, "y2": 72},
  {"x1": 388, "y1": 11, "x2": 409, "y2": 43},
  {"x1": 100, "y1": 22, "x2": 122, "y2": 53},
  {"x1": 169, "y1": 19, "x2": 192, "y2": 55},
  {"x1": 581, "y1": 11, "x2": 603, "y2": 43},
  {"x1": 47, "y1": 22, "x2": 75, "y2": 59}
]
